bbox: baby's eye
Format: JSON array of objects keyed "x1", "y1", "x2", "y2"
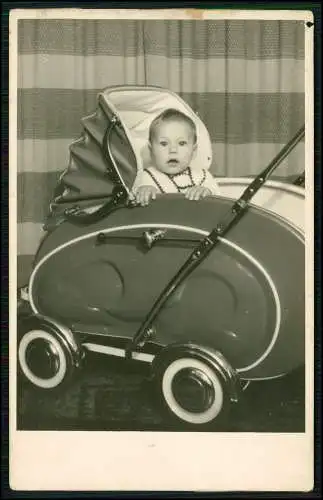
[
  {"x1": 179, "y1": 141, "x2": 187, "y2": 146},
  {"x1": 159, "y1": 141, "x2": 168, "y2": 147}
]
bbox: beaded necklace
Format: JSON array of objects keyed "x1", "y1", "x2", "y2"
[{"x1": 145, "y1": 167, "x2": 206, "y2": 194}]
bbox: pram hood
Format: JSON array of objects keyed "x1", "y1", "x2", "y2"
[{"x1": 49, "y1": 85, "x2": 213, "y2": 216}]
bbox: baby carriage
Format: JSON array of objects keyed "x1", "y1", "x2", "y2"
[{"x1": 17, "y1": 85, "x2": 306, "y2": 429}]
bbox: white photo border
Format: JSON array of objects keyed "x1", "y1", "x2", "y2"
[{"x1": 9, "y1": 7, "x2": 315, "y2": 492}]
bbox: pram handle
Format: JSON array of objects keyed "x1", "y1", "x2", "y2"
[
  {"x1": 234, "y1": 125, "x2": 305, "y2": 208},
  {"x1": 126, "y1": 124, "x2": 306, "y2": 357}
]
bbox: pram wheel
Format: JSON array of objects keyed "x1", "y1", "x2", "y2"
[
  {"x1": 17, "y1": 316, "x2": 83, "y2": 391},
  {"x1": 151, "y1": 344, "x2": 240, "y2": 429}
]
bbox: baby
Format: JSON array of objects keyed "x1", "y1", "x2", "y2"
[{"x1": 132, "y1": 108, "x2": 220, "y2": 206}]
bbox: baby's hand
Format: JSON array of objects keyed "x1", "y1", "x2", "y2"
[
  {"x1": 185, "y1": 186, "x2": 211, "y2": 201},
  {"x1": 134, "y1": 185, "x2": 159, "y2": 206}
]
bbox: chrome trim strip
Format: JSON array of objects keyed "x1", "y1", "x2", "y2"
[{"x1": 83, "y1": 342, "x2": 154, "y2": 363}]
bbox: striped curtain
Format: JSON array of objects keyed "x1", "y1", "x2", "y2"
[{"x1": 17, "y1": 19, "x2": 305, "y2": 286}]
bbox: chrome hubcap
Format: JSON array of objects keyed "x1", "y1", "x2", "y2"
[
  {"x1": 171, "y1": 368, "x2": 215, "y2": 413},
  {"x1": 25, "y1": 339, "x2": 61, "y2": 379}
]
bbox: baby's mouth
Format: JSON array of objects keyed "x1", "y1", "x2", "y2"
[{"x1": 167, "y1": 159, "x2": 179, "y2": 165}]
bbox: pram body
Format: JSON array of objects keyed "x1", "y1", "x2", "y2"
[{"x1": 18, "y1": 86, "x2": 305, "y2": 428}]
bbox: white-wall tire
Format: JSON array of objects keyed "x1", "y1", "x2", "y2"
[
  {"x1": 162, "y1": 358, "x2": 224, "y2": 424},
  {"x1": 18, "y1": 329, "x2": 69, "y2": 389},
  {"x1": 152, "y1": 346, "x2": 234, "y2": 430}
]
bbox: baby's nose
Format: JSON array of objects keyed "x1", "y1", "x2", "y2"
[{"x1": 169, "y1": 143, "x2": 178, "y2": 153}]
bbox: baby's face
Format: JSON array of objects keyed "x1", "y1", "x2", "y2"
[{"x1": 149, "y1": 120, "x2": 196, "y2": 175}]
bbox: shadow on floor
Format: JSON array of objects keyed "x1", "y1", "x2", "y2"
[{"x1": 16, "y1": 352, "x2": 305, "y2": 432}]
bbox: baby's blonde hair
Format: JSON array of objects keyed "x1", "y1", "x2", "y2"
[{"x1": 149, "y1": 108, "x2": 197, "y2": 144}]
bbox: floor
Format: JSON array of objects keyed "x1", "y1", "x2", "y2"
[{"x1": 17, "y1": 352, "x2": 305, "y2": 432}]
